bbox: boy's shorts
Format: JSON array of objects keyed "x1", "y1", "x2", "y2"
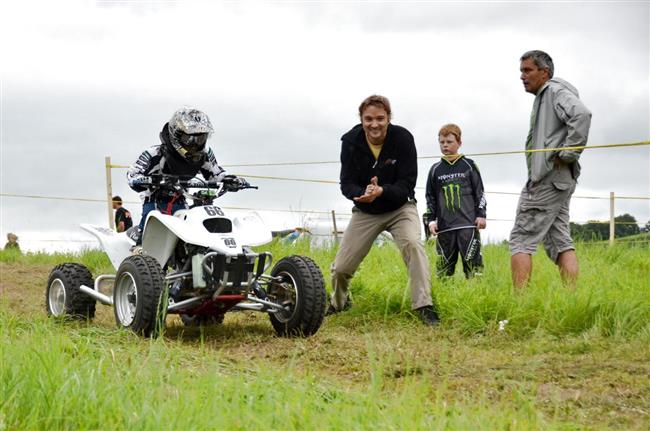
[{"x1": 509, "y1": 165, "x2": 576, "y2": 263}]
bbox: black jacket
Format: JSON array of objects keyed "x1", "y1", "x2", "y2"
[
  {"x1": 340, "y1": 124, "x2": 418, "y2": 214},
  {"x1": 424, "y1": 156, "x2": 487, "y2": 233},
  {"x1": 115, "y1": 207, "x2": 133, "y2": 231}
]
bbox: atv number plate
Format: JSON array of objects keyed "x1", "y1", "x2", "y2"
[{"x1": 204, "y1": 206, "x2": 225, "y2": 216}]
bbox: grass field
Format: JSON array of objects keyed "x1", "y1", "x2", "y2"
[{"x1": 1, "y1": 241, "x2": 649, "y2": 430}]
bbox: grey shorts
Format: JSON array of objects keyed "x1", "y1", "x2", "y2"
[{"x1": 509, "y1": 165, "x2": 576, "y2": 263}]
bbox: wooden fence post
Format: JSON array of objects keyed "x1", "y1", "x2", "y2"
[
  {"x1": 331, "y1": 210, "x2": 339, "y2": 244},
  {"x1": 609, "y1": 191, "x2": 615, "y2": 246},
  {"x1": 106, "y1": 156, "x2": 114, "y2": 229}
]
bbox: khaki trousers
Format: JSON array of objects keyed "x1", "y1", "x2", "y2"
[{"x1": 330, "y1": 201, "x2": 433, "y2": 310}]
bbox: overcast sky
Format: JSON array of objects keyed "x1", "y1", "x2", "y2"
[{"x1": 1, "y1": 0, "x2": 648, "y2": 252}]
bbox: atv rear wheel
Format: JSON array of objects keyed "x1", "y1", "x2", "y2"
[
  {"x1": 46, "y1": 263, "x2": 96, "y2": 319},
  {"x1": 113, "y1": 255, "x2": 166, "y2": 337},
  {"x1": 267, "y1": 255, "x2": 326, "y2": 337}
]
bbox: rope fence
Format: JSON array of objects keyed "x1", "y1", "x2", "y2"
[
  {"x1": 0, "y1": 192, "x2": 645, "y2": 226},
  {"x1": 104, "y1": 139, "x2": 650, "y2": 247},
  {"x1": 2, "y1": 188, "x2": 648, "y2": 207},
  {"x1": 104, "y1": 140, "x2": 650, "y2": 169},
  {"x1": 2, "y1": 140, "x2": 648, "y2": 248}
]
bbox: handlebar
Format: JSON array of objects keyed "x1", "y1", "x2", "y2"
[
  {"x1": 179, "y1": 179, "x2": 221, "y2": 188},
  {"x1": 131, "y1": 174, "x2": 257, "y2": 194}
]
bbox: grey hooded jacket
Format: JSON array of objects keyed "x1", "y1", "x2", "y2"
[{"x1": 528, "y1": 77, "x2": 592, "y2": 183}]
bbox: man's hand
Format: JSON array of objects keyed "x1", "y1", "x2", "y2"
[
  {"x1": 475, "y1": 217, "x2": 486, "y2": 229},
  {"x1": 354, "y1": 176, "x2": 383, "y2": 203},
  {"x1": 428, "y1": 221, "x2": 439, "y2": 236},
  {"x1": 553, "y1": 155, "x2": 567, "y2": 167}
]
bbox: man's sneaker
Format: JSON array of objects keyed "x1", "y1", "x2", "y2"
[
  {"x1": 325, "y1": 297, "x2": 352, "y2": 316},
  {"x1": 415, "y1": 305, "x2": 440, "y2": 326}
]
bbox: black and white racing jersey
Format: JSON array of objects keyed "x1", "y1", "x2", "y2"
[
  {"x1": 127, "y1": 144, "x2": 226, "y2": 201},
  {"x1": 127, "y1": 126, "x2": 227, "y2": 203}
]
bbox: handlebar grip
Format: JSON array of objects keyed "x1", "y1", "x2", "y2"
[
  {"x1": 180, "y1": 180, "x2": 221, "y2": 188},
  {"x1": 131, "y1": 178, "x2": 153, "y2": 186}
]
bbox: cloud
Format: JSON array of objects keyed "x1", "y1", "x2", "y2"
[{"x1": 1, "y1": 1, "x2": 648, "y2": 251}]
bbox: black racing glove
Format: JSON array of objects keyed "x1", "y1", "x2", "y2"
[{"x1": 222, "y1": 175, "x2": 249, "y2": 191}]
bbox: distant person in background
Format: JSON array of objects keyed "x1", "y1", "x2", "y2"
[
  {"x1": 424, "y1": 123, "x2": 487, "y2": 279},
  {"x1": 328, "y1": 95, "x2": 439, "y2": 326},
  {"x1": 4, "y1": 233, "x2": 20, "y2": 252},
  {"x1": 510, "y1": 50, "x2": 592, "y2": 288},
  {"x1": 282, "y1": 227, "x2": 310, "y2": 244},
  {"x1": 112, "y1": 196, "x2": 133, "y2": 233}
]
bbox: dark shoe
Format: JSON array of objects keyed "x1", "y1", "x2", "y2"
[
  {"x1": 326, "y1": 297, "x2": 352, "y2": 316},
  {"x1": 415, "y1": 305, "x2": 440, "y2": 326}
]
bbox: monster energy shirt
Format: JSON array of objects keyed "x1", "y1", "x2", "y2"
[{"x1": 424, "y1": 156, "x2": 487, "y2": 234}]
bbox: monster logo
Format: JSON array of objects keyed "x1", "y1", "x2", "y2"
[
  {"x1": 465, "y1": 237, "x2": 481, "y2": 261},
  {"x1": 442, "y1": 183, "x2": 462, "y2": 212}
]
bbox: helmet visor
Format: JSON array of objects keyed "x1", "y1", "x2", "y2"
[{"x1": 178, "y1": 133, "x2": 208, "y2": 155}]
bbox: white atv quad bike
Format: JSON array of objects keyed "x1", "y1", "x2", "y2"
[{"x1": 45, "y1": 175, "x2": 327, "y2": 338}]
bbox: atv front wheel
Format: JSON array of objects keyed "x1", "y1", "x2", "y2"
[
  {"x1": 46, "y1": 263, "x2": 96, "y2": 319},
  {"x1": 113, "y1": 255, "x2": 166, "y2": 337},
  {"x1": 267, "y1": 255, "x2": 326, "y2": 337}
]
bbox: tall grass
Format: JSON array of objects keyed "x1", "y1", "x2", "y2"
[
  {"x1": 1, "y1": 309, "x2": 571, "y2": 430},
  {"x1": 264, "y1": 239, "x2": 650, "y2": 339},
  {"x1": 2, "y1": 241, "x2": 649, "y2": 429},
  {"x1": 2, "y1": 240, "x2": 648, "y2": 339},
  {"x1": 0, "y1": 247, "x2": 112, "y2": 274}
]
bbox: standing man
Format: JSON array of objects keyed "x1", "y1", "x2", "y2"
[
  {"x1": 112, "y1": 196, "x2": 133, "y2": 233},
  {"x1": 510, "y1": 50, "x2": 592, "y2": 288},
  {"x1": 328, "y1": 95, "x2": 439, "y2": 325}
]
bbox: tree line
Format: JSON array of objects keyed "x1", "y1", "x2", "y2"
[{"x1": 570, "y1": 213, "x2": 648, "y2": 241}]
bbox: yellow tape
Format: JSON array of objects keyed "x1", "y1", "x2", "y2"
[
  {"x1": 482, "y1": 190, "x2": 650, "y2": 200},
  {"x1": 1, "y1": 193, "x2": 106, "y2": 203},
  {"x1": 2, "y1": 193, "x2": 644, "y2": 225},
  {"x1": 446, "y1": 140, "x2": 650, "y2": 159},
  {"x1": 98, "y1": 172, "x2": 650, "y2": 200},
  {"x1": 108, "y1": 141, "x2": 649, "y2": 169},
  {"x1": 104, "y1": 140, "x2": 650, "y2": 199},
  {"x1": 234, "y1": 174, "x2": 338, "y2": 185}
]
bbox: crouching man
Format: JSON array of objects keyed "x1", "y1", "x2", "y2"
[{"x1": 328, "y1": 95, "x2": 439, "y2": 326}]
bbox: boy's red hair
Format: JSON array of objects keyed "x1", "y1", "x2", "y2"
[{"x1": 438, "y1": 123, "x2": 462, "y2": 142}]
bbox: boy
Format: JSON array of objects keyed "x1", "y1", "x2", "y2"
[
  {"x1": 127, "y1": 107, "x2": 246, "y2": 246},
  {"x1": 424, "y1": 124, "x2": 487, "y2": 278}
]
